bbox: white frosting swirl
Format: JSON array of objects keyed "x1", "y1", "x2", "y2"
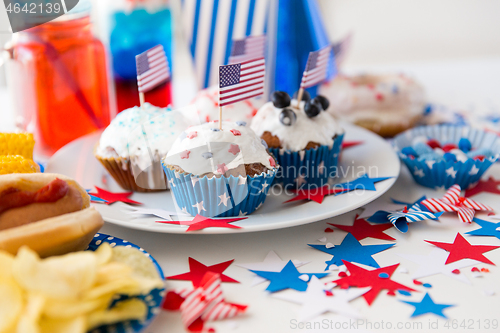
[
  {"x1": 96, "y1": 103, "x2": 191, "y2": 168},
  {"x1": 319, "y1": 73, "x2": 425, "y2": 126},
  {"x1": 183, "y1": 85, "x2": 266, "y2": 125},
  {"x1": 165, "y1": 121, "x2": 274, "y2": 176},
  {"x1": 250, "y1": 100, "x2": 342, "y2": 151}
]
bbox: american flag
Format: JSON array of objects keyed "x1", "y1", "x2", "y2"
[
  {"x1": 228, "y1": 35, "x2": 266, "y2": 64},
  {"x1": 219, "y1": 58, "x2": 265, "y2": 107},
  {"x1": 135, "y1": 45, "x2": 171, "y2": 93},
  {"x1": 300, "y1": 45, "x2": 332, "y2": 89}
]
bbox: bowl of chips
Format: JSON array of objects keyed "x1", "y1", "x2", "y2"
[{"x1": 0, "y1": 233, "x2": 165, "y2": 333}]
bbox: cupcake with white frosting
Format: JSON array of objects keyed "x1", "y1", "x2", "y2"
[
  {"x1": 95, "y1": 103, "x2": 191, "y2": 191},
  {"x1": 183, "y1": 85, "x2": 266, "y2": 125},
  {"x1": 320, "y1": 73, "x2": 426, "y2": 137},
  {"x1": 251, "y1": 91, "x2": 344, "y2": 189},
  {"x1": 162, "y1": 121, "x2": 278, "y2": 217}
]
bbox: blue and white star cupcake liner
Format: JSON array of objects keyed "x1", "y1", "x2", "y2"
[
  {"x1": 86, "y1": 233, "x2": 165, "y2": 333},
  {"x1": 393, "y1": 125, "x2": 500, "y2": 190},
  {"x1": 268, "y1": 133, "x2": 344, "y2": 189},
  {"x1": 163, "y1": 164, "x2": 278, "y2": 217}
]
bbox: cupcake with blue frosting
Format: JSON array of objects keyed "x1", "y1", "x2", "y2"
[
  {"x1": 251, "y1": 91, "x2": 344, "y2": 189},
  {"x1": 163, "y1": 121, "x2": 277, "y2": 217},
  {"x1": 95, "y1": 103, "x2": 191, "y2": 192}
]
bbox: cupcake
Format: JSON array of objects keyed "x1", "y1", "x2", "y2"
[
  {"x1": 162, "y1": 121, "x2": 278, "y2": 217},
  {"x1": 183, "y1": 85, "x2": 266, "y2": 125},
  {"x1": 250, "y1": 91, "x2": 344, "y2": 189},
  {"x1": 95, "y1": 103, "x2": 191, "y2": 192},
  {"x1": 319, "y1": 73, "x2": 426, "y2": 137},
  {"x1": 393, "y1": 124, "x2": 500, "y2": 189}
]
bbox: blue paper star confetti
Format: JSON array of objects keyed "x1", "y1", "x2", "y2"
[
  {"x1": 333, "y1": 174, "x2": 393, "y2": 194},
  {"x1": 401, "y1": 293, "x2": 454, "y2": 318},
  {"x1": 308, "y1": 233, "x2": 395, "y2": 270},
  {"x1": 466, "y1": 218, "x2": 500, "y2": 240},
  {"x1": 86, "y1": 189, "x2": 108, "y2": 203},
  {"x1": 250, "y1": 260, "x2": 329, "y2": 292}
]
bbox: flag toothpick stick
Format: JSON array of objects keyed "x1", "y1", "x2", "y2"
[{"x1": 298, "y1": 45, "x2": 332, "y2": 102}]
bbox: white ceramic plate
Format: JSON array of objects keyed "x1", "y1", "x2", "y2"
[{"x1": 46, "y1": 122, "x2": 400, "y2": 234}]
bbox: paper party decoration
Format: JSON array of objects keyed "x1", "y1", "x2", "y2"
[
  {"x1": 425, "y1": 233, "x2": 500, "y2": 265},
  {"x1": 250, "y1": 260, "x2": 329, "y2": 293},
  {"x1": 284, "y1": 185, "x2": 341, "y2": 204},
  {"x1": 398, "y1": 248, "x2": 480, "y2": 284},
  {"x1": 401, "y1": 293, "x2": 454, "y2": 319},
  {"x1": 332, "y1": 260, "x2": 416, "y2": 305},
  {"x1": 86, "y1": 189, "x2": 108, "y2": 203},
  {"x1": 236, "y1": 251, "x2": 309, "y2": 287},
  {"x1": 167, "y1": 257, "x2": 239, "y2": 287},
  {"x1": 466, "y1": 218, "x2": 500, "y2": 240},
  {"x1": 88, "y1": 187, "x2": 142, "y2": 205},
  {"x1": 328, "y1": 215, "x2": 395, "y2": 241},
  {"x1": 421, "y1": 184, "x2": 493, "y2": 223},
  {"x1": 309, "y1": 233, "x2": 395, "y2": 270},
  {"x1": 125, "y1": 206, "x2": 189, "y2": 221},
  {"x1": 334, "y1": 174, "x2": 393, "y2": 192},
  {"x1": 157, "y1": 214, "x2": 246, "y2": 232},
  {"x1": 465, "y1": 177, "x2": 500, "y2": 197},
  {"x1": 358, "y1": 201, "x2": 405, "y2": 219},
  {"x1": 342, "y1": 141, "x2": 364, "y2": 149},
  {"x1": 368, "y1": 204, "x2": 441, "y2": 233},
  {"x1": 273, "y1": 276, "x2": 370, "y2": 321},
  {"x1": 164, "y1": 272, "x2": 247, "y2": 332}
]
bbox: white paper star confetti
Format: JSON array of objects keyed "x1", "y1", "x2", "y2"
[
  {"x1": 124, "y1": 207, "x2": 189, "y2": 220},
  {"x1": 398, "y1": 249, "x2": 480, "y2": 284},
  {"x1": 273, "y1": 276, "x2": 369, "y2": 321}
]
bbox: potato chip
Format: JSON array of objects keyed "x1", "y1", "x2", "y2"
[
  {"x1": 15, "y1": 293, "x2": 45, "y2": 333},
  {"x1": 39, "y1": 316, "x2": 85, "y2": 333},
  {"x1": 43, "y1": 295, "x2": 111, "y2": 319},
  {"x1": 95, "y1": 262, "x2": 133, "y2": 285},
  {"x1": 87, "y1": 298, "x2": 147, "y2": 330},
  {"x1": 112, "y1": 246, "x2": 159, "y2": 280},
  {"x1": 12, "y1": 247, "x2": 97, "y2": 299},
  {"x1": 0, "y1": 280, "x2": 23, "y2": 333},
  {"x1": 85, "y1": 278, "x2": 140, "y2": 300},
  {"x1": 0, "y1": 251, "x2": 15, "y2": 282},
  {"x1": 93, "y1": 242, "x2": 113, "y2": 266}
]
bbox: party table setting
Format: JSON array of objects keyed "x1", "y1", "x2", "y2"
[{"x1": 1, "y1": 1, "x2": 500, "y2": 333}]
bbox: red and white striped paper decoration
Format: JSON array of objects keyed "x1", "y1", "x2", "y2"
[
  {"x1": 219, "y1": 58, "x2": 265, "y2": 107},
  {"x1": 300, "y1": 45, "x2": 332, "y2": 89},
  {"x1": 136, "y1": 45, "x2": 171, "y2": 93}
]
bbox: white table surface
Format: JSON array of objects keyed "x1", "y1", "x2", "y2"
[{"x1": 2, "y1": 58, "x2": 500, "y2": 333}]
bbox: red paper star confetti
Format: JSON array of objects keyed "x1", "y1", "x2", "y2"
[
  {"x1": 163, "y1": 272, "x2": 247, "y2": 333},
  {"x1": 421, "y1": 185, "x2": 493, "y2": 223},
  {"x1": 328, "y1": 215, "x2": 395, "y2": 241},
  {"x1": 88, "y1": 187, "x2": 142, "y2": 205},
  {"x1": 425, "y1": 233, "x2": 500, "y2": 265},
  {"x1": 166, "y1": 257, "x2": 239, "y2": 287},
  {"x1": 284, "y1": 185, "x2": 343, "y2": 204},
  {"x1": 332, "y1": 260, "x2": 416, "y2": 305},
  {"x1": 157, "y1": 214, "x2": 246, "y2": 232},
  {"x1": 342, "y1": 141, "x2": 364, "y2": 149},
  {"x1": 465, "y1": 177, "x2": 500, "y2": 197}
]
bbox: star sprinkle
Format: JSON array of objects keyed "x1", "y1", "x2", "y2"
[
  {"x1": 88, "y1": 187, "x2": 142, "y2": 205},
  {"x1": 166, "y1": 257, "x2": 239, "y2": 287},
  {"x1": 421, "y1": 185, "x2": 493, "y2": 223},
  {"x1": 228, "y1": 144, "x2": 240, "y2": 155},
  {"x1": 466, "y1": 218, "x2": 500, "y2": 240},
  {"x1": 332, "y1": 260, "x2": 416, "y2": 306},
  {"x1": 236, "y1": 251, "x2": 309, "y2": 286},
  {"x1": 401, "y1": 293, "x2": 454, "y2": 319},
  {"x1": 229, "y1": 129, "x2": 241, "y2": 136},
  {"x1": 157, "y1": 214, "x2": 246, "y2": 232},
  {"x1": 328, "y1": 215, "x2": 395, "y2": 241},
  {"x1": 164, "y1": 272, "x2": 247, "y2": 332},
  {"x1": 309, "y1": 233, "x2": 395, "y2": 270},
  {"x1": 251, "y1": 261, "x2": 329, "y2": 293},
  {"x1": 186, "y1": 131, "x2": 198, "y2": 139},
  {"x1": 86, "y1": 189, "x2": 107, "y2": 203},
  {"x1": 217, "y1": 163, "x2": 228, "y2": 174},
  {"x1": 180, "y1": 150, "x2": 191, "y2": 159},
  {"x1": 273, "y1": 276, "x2": 370, "y2": 321},
  {"x1": 398, "y1": 248, "x2": 480, "y2": 284},
  {"x1": 465, "y1": 177, "x2": 500, "y2": 197},
  {"x1": 368, "y1": 204, "x2": 440, "y2": 233},
  {"x1": 425, "y1": 233, "x2": 500, "y2": 265}
]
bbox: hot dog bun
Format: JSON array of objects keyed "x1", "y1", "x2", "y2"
[
  {"x1": 0, "y1": 208, "x2": 103, "y2": 257},
  {"x1": 0, "y1": 173, "x2": 90, "y2": 230}
]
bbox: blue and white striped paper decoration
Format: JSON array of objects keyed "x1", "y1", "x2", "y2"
[{"x1": 182, "y1": 0, "x2": 269, "y2": 89}]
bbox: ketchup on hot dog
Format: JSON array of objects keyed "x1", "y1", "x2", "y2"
[{"x1": 0, "y1": 179, "x2": 69, "y2": 215}]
